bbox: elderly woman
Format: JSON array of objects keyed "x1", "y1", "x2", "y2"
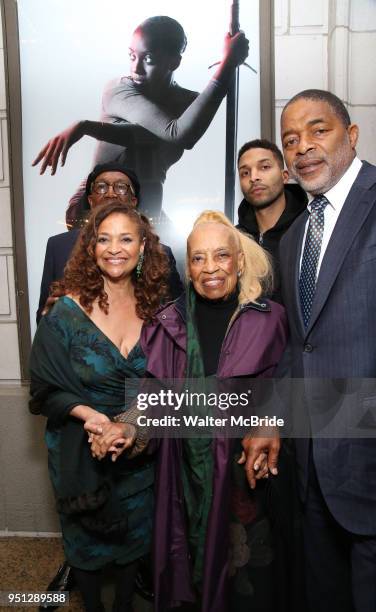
[
  {"x1": 89, "y1": 211, "x2": 289, "y2": 611},
  {"x1": 29, "y1": 202, "x2": 170, "y2": 612},
  {"x1": 32, "y1": 16, "x2": 249, "y2": 223}
]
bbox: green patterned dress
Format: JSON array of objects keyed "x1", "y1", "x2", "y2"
[{"x1": 30, "y1": 296, "x2": 154, "y2": 571}]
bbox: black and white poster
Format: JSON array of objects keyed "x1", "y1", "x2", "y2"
[{"x1": 17, "y1": 0, "x2": 260, "y2": 332}]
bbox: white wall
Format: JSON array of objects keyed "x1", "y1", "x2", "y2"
[{"x1": 274, "y1": 0, "x2": 376, "y2": 164}]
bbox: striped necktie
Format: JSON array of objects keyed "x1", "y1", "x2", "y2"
[{"x1": 299, "y1": 194, "x2": 329, "y2": 328}]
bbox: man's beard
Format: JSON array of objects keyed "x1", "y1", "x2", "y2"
[
  {"x1": 289, "y1": 159, "x2": 331, "y2": 195},
  {"x1": 246, "y1": 186, "x2": 285, "y2": 210},
  {"x1": 289, "y1": 139, "x2": 353, "y2": 195}
]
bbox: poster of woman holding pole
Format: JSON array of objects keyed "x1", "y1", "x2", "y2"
[
  {"x1": 32, "y1": 15, "x2": 249, "y2": 231},
  {"x1": 19, "y1": 0, "x2": 260, "y2": 334}
]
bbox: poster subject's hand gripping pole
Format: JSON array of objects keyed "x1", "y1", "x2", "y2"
[{"x1": 209, "y1": 1, "x2": 257, "y2": 220}]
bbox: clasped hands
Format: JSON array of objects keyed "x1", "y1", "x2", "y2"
[
  {"x1": 238, "y1": 428, "x2": 280, "y2": 489},
  {"x1": 84, "y1": 415, "x2": 136, "y2": 463},
  {"x1": 84, "y1": 410, "x2": 280, "y2": 487}
]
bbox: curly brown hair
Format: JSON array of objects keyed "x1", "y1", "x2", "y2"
[{"x1": 52, "y1": 202, "x2": 170, "y2": 321}]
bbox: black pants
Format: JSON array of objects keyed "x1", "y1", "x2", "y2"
[
  {"x1": 72, "y1": 560, "x2": 139, "y2": 612},
  {"x1": 303, "y1": 454, "x2": 376, "y2": 612}
]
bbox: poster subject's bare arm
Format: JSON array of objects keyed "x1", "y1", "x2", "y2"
[{"x1": 32, "y1": 121, "x2": 139, "y2": 175}]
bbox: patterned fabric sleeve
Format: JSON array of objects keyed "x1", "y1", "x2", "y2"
[{"x1": 113, "y1": 405, "x2": 149, "y2": 457}]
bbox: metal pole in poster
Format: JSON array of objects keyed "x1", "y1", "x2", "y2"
[{"x1": 224, "y1": 0, "x2": 240, "y2": 221}]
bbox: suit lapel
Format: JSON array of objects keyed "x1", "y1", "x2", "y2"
[{"x1": 306, "y1": 164, "x2": 376, "y2": 335}]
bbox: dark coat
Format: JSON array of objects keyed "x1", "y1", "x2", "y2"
[
  {"x1": 278, "y1": 160, "x2": 376, "y2": 535},
  {"x1": 36, "y1": 229, "x2": 184, "y2": 323},
  {"x1": 140, "y1": 294, "x2": 288, "y2": 611},
  {"x1": 237, "y1": 183, "x2": 307, "y2": 302}
]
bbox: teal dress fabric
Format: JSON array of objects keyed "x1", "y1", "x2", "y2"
[{"x1": 42, "y1": 297, "x2": 154, "y2": 570}]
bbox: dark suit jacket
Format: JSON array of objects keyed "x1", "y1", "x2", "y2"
[
  {"x1": 279, "y1": 160, "x2": 376, "y2": 535},
  {"x1": 37, "y1": 229, "x2": 183, "y2": 323}
]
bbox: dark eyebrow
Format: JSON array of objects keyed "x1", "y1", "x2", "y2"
[
  {"x1": 307, "y1": 118, "x2": 327, "y2": 127},
  {"x1": 97, "y1": 232, "x2": 133, "y2": 236},
  {"x1": 281, "y1": 129, "x2": 295, "y2": 140},
  {"x1": 239, "y1": 158, "x2": 272, "y2": 170},
  {"x1": 282, "y1": 118, "x2": 327, "y2": 140}
]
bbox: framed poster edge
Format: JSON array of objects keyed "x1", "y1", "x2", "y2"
[{"x1": 1, "y1": 0, "x2": 31, "y2": 382}]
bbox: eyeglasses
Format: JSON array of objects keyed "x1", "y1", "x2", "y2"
[{"x1": 92, "y1": 180, "x2": 135, "y2": 196}]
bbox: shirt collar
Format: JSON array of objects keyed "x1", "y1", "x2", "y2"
[{"x1": 307, "y1": 157, "x2": 362, "y2": 212}]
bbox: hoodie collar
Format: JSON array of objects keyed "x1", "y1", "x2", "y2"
[{"x1": 237, "y1": 183, "x2": 307, "y2": 236}]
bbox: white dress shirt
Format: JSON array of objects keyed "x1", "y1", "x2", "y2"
[{"x1": 299, "y1": 156, "x2": 363, "y2": 276}]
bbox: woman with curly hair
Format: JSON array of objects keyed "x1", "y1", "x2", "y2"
[{"x1": 29, "y1": 201, "x2": 169, "y2": 611}]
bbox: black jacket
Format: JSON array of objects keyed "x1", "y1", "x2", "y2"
[
  {"x1": 37, "y1": 229, "x2": 183, "y2": 323},
  {"x1": 236, "y1": 183, "x2": 307, "y2": 302}
]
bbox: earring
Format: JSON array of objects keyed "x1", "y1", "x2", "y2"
[
  {"x1": 136, "y1": 252, "x2": 144, "y2": 279},
  {"x1": 237, "y1": 270, "x2": 242, "y2": 278}
]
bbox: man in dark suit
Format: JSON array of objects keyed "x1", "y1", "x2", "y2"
[
  {"x1": 37, "y1": 162, "x2": 183, "y2": 323},
  {"x1": 279, "y1": 89, "x2": 376, "y2": 611}
]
